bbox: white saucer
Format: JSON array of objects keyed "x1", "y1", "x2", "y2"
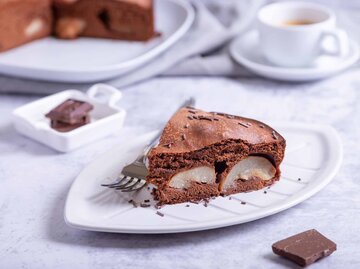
[
  {"x1": 0, "y1": 0, "x2": 194, "y2": 83},
  {"x1": 230, "y1": 30, "x2": 360, "y2": 81},
  {"x1": 64, "y1": 122, "x2": 342, "y2": 234}
]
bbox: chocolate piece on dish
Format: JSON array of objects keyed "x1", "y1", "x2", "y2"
[
  {"x1": 45, "y1": 99, "x2": 93, "y2": 124},
  {"x1": 53, "y1": 0, "x2": 155, "y2": 41},
  {"x1": 272, "y1": 229, "x2": 337, "y2": 267},
  {"x1": 46, "y1": 99, "x2": 93, "y2": 132},
  {"x1": 147, "y1": 107, "x2": 286, "y2": 205},
  {"x1": 0, "y1": 0, "x2": 52, "y2": 52}
]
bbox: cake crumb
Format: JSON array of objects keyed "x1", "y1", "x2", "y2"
[{"x1": 156, "y1": 211, "x2": 164, "y2": 217}]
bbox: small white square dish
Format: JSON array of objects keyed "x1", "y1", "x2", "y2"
[{"x1": 12, "y1": 84, "x2": 126, "y2": 152}]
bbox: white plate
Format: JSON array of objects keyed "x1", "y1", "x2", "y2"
[
  {"x1": 65, "y1": 122, "x2": 342, "y2": 234},
  {"x1": 230, "y1": 30, "x2": 360, "y2": 81},
  {"x1": 0, "y1": 0, "x2": 194, "y2": 83}
]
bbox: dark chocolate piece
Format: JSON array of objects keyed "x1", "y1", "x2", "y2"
[
  {"x1": 272, "y1": 229, "x2": 336, "y2": 267},
  {"x1": 46, "y1": 99, "x2": 93, "y2": 124},
  {"x1": 50, "y1": 115, "x2": 90, "y2": 132}
]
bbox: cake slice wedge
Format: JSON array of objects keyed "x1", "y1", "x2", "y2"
[{"x1": 147, "y1": 107, "x2": 286, "y2": 205}]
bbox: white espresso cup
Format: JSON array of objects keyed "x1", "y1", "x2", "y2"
[{"x1": 257, "y1": 2, "x2": 349, "y2": 67}]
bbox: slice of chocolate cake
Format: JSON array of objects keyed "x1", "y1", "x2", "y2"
[
  {"x1": 0, "y1": 0, "x2": 52, "y2": 52},
  {"x1": 53, "y1": 0, "x2": 155, "y2": 41},
  {"x1": 147, "y1": 107, "x2": 286, "y2": 205}
]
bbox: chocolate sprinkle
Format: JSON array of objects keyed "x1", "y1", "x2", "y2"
[
  {"x1": 190, "y1": 201, "x2": 199, "y2": 204},
  {"x1": 238, "y1": 122, "x2": 249, "y2": 128},
  {"x1": 140, "y1": 203, "x2": 150, "y2": 208},
  {"x1": 185, "y1": 205, "x2": 190, "y2": 207},
  {"x1": 241, "y1": 201, "x2": 246, "y2": 205},
  {"x1": 181, "y1": 134, "x2": 186, "y2": 140},
  {"x1": 187, "y1": 116, "x2": 193, "y2": 120},
  {"x1": 259, "y1": 124, "x2": 265, "y2": 128},
  {"x1": 298, "y1": 178, "x2": 301, "y2": 181},
  {"x1": 156, "y1": 211, "x2": 164, "y2": 217},
  {"x1": 144, "y1": 199, "x2": 150, "y2": 203},
  {"x1": 264, "y1": 191, "x2": 267, "y2": 194},
  {"x1": 184, "y1": 123, "x2": 189, "y2": 128},
  {"x1": 272, "y1": 131, "x2": 278, "y2": 140},
  {"x1": 228, "y1": 197, "x2": 232, "y2": 200},
  {"x1": 198, "y1": 115, "x2": 213, "y2": 121},
  {"x1": 188, "y1": 110, "x2": 196, "y2": 114},
  {"x1": 213, "y1": 118, "x2": 219, "y2": 121}
]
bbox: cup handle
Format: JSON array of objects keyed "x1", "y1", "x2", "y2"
[{"x1": 319, "y1": 29, "x2": 349, "y2": 57}]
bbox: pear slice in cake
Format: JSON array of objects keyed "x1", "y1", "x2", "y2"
[{"x1": 147, "y1": 107, "x2": 286, "y2": 205}]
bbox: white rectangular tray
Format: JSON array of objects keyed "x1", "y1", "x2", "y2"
[{"x1": 64, "y1": 122, "x2": 342, "y2": 233}]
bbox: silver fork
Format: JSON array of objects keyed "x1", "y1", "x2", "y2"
[{"x1": 101, "y1": 98, "x2": 196, "y2": 192}]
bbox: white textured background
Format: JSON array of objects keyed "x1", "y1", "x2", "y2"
[{"x1": 1, "y1": 69, "x2": 360, "y2": 268}]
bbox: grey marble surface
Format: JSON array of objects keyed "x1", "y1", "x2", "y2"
[{"x1": 1, "y1": 73, "x2": 360, "y2": 269}]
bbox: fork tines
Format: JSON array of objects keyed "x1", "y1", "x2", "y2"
[{"x1": 101, "y1": 175, "x2": 147, "y2": 192}]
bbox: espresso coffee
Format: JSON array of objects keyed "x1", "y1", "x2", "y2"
[{"x1": 283, "y1": 20, "x2": 315, "y2": 26}]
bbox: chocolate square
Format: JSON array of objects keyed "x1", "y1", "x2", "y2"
[
  {"x1": 45, "y1": 99, "x2": 93, "y2": 125},
  {"x1": 50, "y1": 115, "x2": 90, "y2": 133},
  {"x1": 272, "y1": 229, "x2": 336, "y2": 267}
]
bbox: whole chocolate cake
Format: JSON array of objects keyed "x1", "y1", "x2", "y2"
[
  {"x1": 147, "y1": 107, "x2": 286, "y2": 205},
  {"x1": 53, "y1": 0, "x2": 155, "y2": 41}
]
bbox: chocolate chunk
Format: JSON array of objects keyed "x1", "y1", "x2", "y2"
[
  {"x1": 272, "y1": 229, "x2": 336, "y2": 267},
  {"x1": 50, "y1": 115, "x2": 90, "y2": 132},
  {"x1": 46, "y1": 99, "x2": 93, "y2": 124}
]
